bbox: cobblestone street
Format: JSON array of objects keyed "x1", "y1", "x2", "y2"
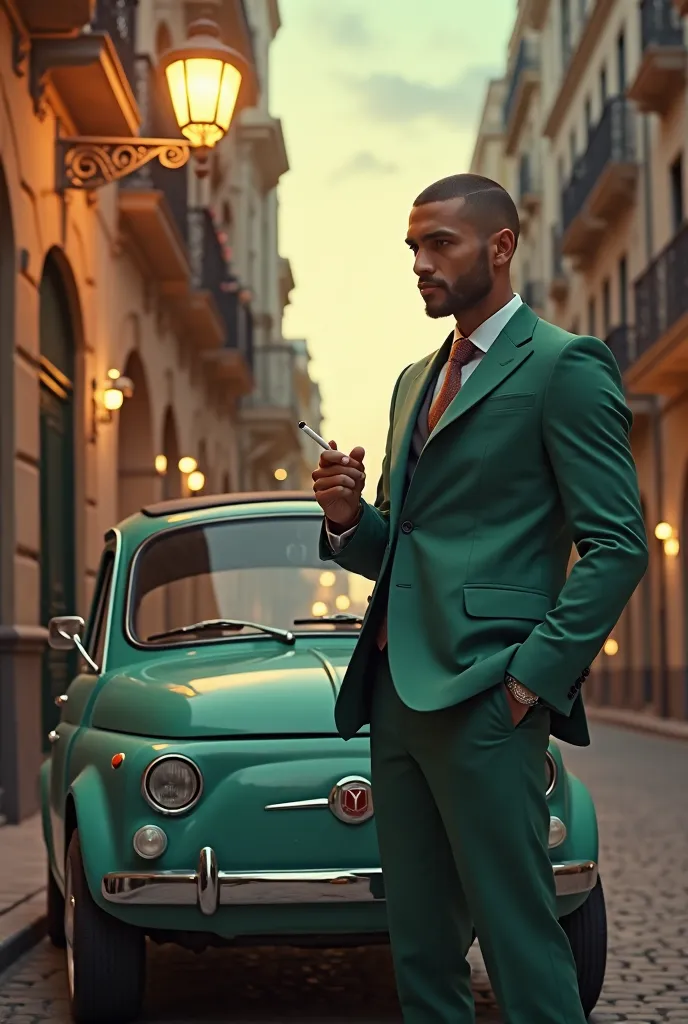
[{"x1": 0, "y1": 723, "x2": 686, "y2": 1023}]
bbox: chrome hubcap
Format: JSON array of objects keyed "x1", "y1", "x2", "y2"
[{"x1": 64, "y1": 862, "x2": 75, "y2": 998}]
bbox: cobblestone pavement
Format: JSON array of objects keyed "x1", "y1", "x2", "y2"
[{"x1": 0, "y1": 723, "x2": 686, "y2": 1023}]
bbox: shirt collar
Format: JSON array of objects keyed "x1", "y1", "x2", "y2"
[{"x1": 453, "y1": 292, "x2": 523, "y2": 355}]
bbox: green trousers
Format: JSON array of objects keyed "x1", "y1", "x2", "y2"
[{"x1": 370, "y1": 652, "x2": 587, "y2": 1024}]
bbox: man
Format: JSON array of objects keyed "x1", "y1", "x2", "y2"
[{"x1": 312, "y1": 174, "x2": 648, "y2": 1023}]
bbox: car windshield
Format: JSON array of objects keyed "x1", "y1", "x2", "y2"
[{"x1": 129, "y1": 514, "x2": 372, "y2": 646}]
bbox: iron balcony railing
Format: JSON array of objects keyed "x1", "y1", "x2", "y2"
[
  {"x1": 188, "y1": 208, "x2": 253, "y2": 364},
  {"x1": 518, "y1": 154, "x2": 540, "y2": 201},
  {"x1": 640, "y1": 0, "x2": 684, "y2": 51},
  {"x1": 561, "y1": 97, "x2": 636, "y2": 235},
  {"x1": 503, "y1": 37, "x2": 539, "y2": 128},
  {"x1": 634, "y1": 221, "x2": 688, "y2": 357},
  {"x1": 604, "y1": 325, "x2": 633, "y2": 375},
  {"x1": 92, "y1": 0, "x2": 138, "y2": 85},
  {"x1": 122, "y1": 57, "x2": 189, "y2": 246},
  {"x1": 551, "y1": 225, "x2": 565, "y2": 278},
  {"x1": 244, "y1": 344, "x2": 298, "y2": 413},
  {"x1": 522, "y1": 281, "x2": 545, "y2": 309}
]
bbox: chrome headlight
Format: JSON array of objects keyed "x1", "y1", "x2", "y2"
[
  {"x1": 142, "y1": 755, "x2": 203, "y2": 815},
  {"x1": 545, "y1": 751, "x2": 557, "y2": 798}
]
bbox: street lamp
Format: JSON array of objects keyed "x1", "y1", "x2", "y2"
[{"x1": 57, "y1": 19, "x2": 251, "y2": 190}]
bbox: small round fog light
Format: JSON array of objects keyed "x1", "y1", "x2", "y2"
[
  {"x1": 548, "y1": 816, "x2": 567, "y2": 849},
  {"x1": 133, "y1": 824, "x2": 168, "y2": 860}
]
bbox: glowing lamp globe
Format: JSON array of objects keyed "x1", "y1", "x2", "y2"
[{"x1": 160, "y1": 20, "x2": 249, "y2": 149}]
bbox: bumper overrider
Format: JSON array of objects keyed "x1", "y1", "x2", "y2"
[{"x1": 102, "y1": 848, "x2": 599, "y2": 916}]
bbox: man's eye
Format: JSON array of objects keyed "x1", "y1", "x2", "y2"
[{"x1": 435, "y1": 240, "x2": 449, "y2": 248}]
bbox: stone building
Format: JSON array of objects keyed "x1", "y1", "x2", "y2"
[
  {"x1": 470, "y1": 0, "x2": 688, "y2": 724},
  {"x1": 0, "y1": 0, "x2": 318, "y2": 822}
]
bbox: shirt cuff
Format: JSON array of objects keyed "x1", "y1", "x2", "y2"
[{"x1": 325, "y1": 521, "x2": 359, "y2": 552}]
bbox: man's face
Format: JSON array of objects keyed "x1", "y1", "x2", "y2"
[{"x1": 405, "y1": 198, "x2": 495, "y2": 319}]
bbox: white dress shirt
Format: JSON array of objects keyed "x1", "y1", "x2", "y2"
[{"x1": 327, "y1": 292, "x2": 523, "y2": 550}]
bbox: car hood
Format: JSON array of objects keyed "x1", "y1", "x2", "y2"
[{"x1": 91, "y1": 644, "x2": 354, "y2": 739}]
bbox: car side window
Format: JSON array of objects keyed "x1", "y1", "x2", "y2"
[{"x1": 85, "y1": 552, "x2": 115, "y2": 673}]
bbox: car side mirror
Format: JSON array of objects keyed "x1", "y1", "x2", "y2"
[
  {"x1": 48, "y1": 616, "x2": 99, "y2": 673},
  {"x1": 49, "y1": 616, "x2": 85, "y2": 651}
]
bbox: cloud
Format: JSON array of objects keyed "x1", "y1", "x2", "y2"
[
  {"x1": 348, "y1": 66, "x2": 499, "y2": 128},
  {"x1": 312, "y1": 9, "x2": 374, "y2": 48},
  {"x1": 330, "y1": 151, "x2": 398, "y2": 183}
]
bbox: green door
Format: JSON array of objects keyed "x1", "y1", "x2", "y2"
[{"x1": 39, "y1": 256, "x2": 77, "y2": 748}]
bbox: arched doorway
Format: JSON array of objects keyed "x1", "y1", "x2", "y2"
[
  {"x1": 117, "y1": 351, "x2": 156, "y2": 521},
  {"x1": 161, "y1": 406, "x2": 181, "y2": 500},
  {"x1": 39, "y1": 251, "x2": 79, "y2": 742}
]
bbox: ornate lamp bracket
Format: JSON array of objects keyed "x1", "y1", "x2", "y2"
[{"x1": 56, "y1": 136, "x2": 192, "y2": 191}]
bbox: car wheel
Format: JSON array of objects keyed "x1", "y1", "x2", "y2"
[
  {"x1": 65, "y1": 831, "x2": 146, "y2": 1023},
  {"x1": 47, "y1": 863, "x2": 66, "y2": 948},
  {"x1": 560, "y1": 876, "x2": 607, "y2": 1020}
]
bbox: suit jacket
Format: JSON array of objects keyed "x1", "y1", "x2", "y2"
[{"x1": 321, "y1": 303, "x2": 648, "y2": 745}]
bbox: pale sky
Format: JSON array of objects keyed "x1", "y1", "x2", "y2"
[{"x1": 270, "y1": 0, "x2": 516, "y2": 497}]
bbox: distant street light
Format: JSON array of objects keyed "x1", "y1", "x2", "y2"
[
  {"x1": 178, "y1": 456, "x2": 198, "y2": 475},
  {"x1": 187, "y1": 470, "x2": 205, "y2": 492},
  {"x1": 654, "y1": 521, "x2": 674, "y2": 541}
]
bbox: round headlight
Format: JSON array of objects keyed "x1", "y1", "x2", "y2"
[
  {"x1": 545, "y1": 751, "x2": 557, "y2": 798},
  {"x1": 142, "y1": 755, "x2": 202, "y2": 814}
]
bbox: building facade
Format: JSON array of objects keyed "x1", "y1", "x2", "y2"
[
  {"x1": 470, "y1": 0, "x2": 688, "y2": 724},
  {"x1": 0, "y1": 0, "x2": 317, "y2": 822}
]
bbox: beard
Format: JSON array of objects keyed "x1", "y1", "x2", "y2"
[{"x1": 422, "y1": 245, "x2": 493, "y2": 319}]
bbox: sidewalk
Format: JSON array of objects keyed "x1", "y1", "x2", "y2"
[
  {"x1": 0, "y1": 814, "x2": 46, "y2": 973},
  {"x1": 587, "y1": 704, "x2": 688, "y2": 740}
]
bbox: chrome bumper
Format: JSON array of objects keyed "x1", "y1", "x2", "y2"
[{"x1": 102, "y1": 849, "x2": 598, "y2": 915}]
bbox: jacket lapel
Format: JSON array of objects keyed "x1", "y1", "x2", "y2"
[
  {"x1": 423, "y1": 303, "x2": 539, "y2": 452},
  {"x1": 388, "y1": 333, "x2": 453, "y2": 529}
]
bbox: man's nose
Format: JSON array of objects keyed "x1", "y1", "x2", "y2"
[{"x1": 413, "y1": 250, "x2": 434, "y2": 277}]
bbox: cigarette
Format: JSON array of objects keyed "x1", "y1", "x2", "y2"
[{"x1": 298, "y1": 421, "x2": 331, "y2": 451}]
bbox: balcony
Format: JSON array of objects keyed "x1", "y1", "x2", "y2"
[
  {"x1": 503, "y1": 37, "x2": 540, "y2": 154},
  {"x1": 549, "y1": 226, "x2": 569, "y2": 303},
  {"x1": 16, "y1": 0, "x2": 94, "y2": 35},
  {"x1": 627, "y1": 222, "x2": 688, "y2": 393},
  {"x1": 561, "y1": 98, "x2": 638, "y2": 262},
  {"x1": 605, "y1": 325, "x2": 634, "y2": 375},
  {"x1": 118, "y1": 57, "x2": 189, "y2": 285},
  {"x1": 522, "y1": 0, "x2": 550, "y2": 29},
  {"x1": 628, "y1": 0, "x2": 686, "y2": 115},
  {"x1": 240, "y1": 344, "x2": 302, "y2": 466},
  {"x1": 31, "y1": 0, "x2": 139, "y2": 136}
]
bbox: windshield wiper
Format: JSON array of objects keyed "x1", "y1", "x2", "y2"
[
  {"x1": 293, "y1": 614, "x2": 364, "y2": 626},
  {"x1": 147, "y1": 619, "x2": 295, "y2": 645}
]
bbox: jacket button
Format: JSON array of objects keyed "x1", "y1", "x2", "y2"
[{"x1": 401, "y1": 521, "x2": 414, "y2": 534}]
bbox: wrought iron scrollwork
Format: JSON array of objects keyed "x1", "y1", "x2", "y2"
[{"x1": 56, "y1": 137, "x2": 191, "y2": 191}]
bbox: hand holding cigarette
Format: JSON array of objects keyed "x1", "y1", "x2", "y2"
[{"x1": 300, "y1": 421, "x2": 366, "y2": 531}]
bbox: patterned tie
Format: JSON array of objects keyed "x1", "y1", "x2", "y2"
[
  {"x1": 427, "y1": 335, "x2": 477, "y2": 434},
  {"x1": 376, "y1": 334, "x2": 476, "y2": 651}
]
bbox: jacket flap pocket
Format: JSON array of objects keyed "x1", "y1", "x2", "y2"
[
  {"x1": 463, "y1": 585, "x2": 551, "y2": 621},
  {"x1": 484, "y1": 392, "x2": 535, "y2": 412}
]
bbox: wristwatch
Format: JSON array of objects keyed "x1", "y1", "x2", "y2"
[{"x1": 505, "y1": 673, "x2": 539, "y2": 706}]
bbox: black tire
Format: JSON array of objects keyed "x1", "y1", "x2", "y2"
[
  {"x1": 47, "y1": 863, "x2": 66, "y2": 948},
  {"x1": 65, "y1": 831, "x2": 146, "y2": 1024},
  {"x1": 560, "y1": 875, "x2": 607, "y2": 1020}
]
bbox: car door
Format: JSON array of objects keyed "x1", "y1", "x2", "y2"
[{"x1": 49, "y1": 546, "x2": 116, "y2": 878}]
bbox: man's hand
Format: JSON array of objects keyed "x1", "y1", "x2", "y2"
[
  {"x1": 312, "y1": 441, "x2": 366, "y2": 530},
  {"x1": 504, "y1": 686, "x2": 530, "y2": 726}
]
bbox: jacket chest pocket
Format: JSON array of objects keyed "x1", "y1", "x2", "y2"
[{"x1": 482, "y1": 392, "x2": 536, "y2": 415}]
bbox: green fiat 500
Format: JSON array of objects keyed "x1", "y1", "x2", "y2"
[{"x1": 41, "y1": 492, "x2": 606, "y2": 1023}]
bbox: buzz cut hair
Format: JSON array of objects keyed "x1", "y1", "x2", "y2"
[{"x1": 414, "y1": 173, "x2": 520, "y2": 251}]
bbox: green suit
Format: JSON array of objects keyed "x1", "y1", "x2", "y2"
[{"x1": 321, "y1": 304, "x2": 648, "y2": 1022}]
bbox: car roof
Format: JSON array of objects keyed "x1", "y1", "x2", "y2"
[{"x1": 140, "y1": 491, "x2": 318, "y2": 518}]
